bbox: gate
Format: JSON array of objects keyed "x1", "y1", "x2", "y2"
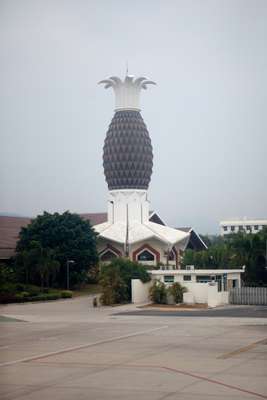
[{"x1": 229, "y1": 287, "x2": 267, "y2": 305}]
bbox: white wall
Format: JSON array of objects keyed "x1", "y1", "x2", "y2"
[
  {"x1": 132, "y1": 277, "x2": 230, "y2": 307},
  {"x1": 131, "y1": 279, "x2": 152, "y2": 304},
  {"x1": 108, "y1": 190, "x2": 149, "y2": 224},
  {"x1": 183, "y1": 283, "x2": 208, "y2": 303},
  {"x1": 207, "y1": 284, "x2": 229, "y2": 307}
]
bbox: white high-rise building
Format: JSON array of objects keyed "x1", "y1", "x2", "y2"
[{"x1": 220, "y1": 219, "x2": 267, "y2": 236}]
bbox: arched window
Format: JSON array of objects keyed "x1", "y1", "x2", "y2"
[
  {"x1": 137, "y1": 250, "x2": 155, "y2": 262},
  {"x1": 100, "y1": 250, "x2": 118, "y2": 262}
]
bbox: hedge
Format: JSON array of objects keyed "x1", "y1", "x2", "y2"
[{"x1": 0, "y1": 290, "x2": 73, "y2": 304}]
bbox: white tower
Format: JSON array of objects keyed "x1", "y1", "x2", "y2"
[{"x1": 95, "y1": 74, "x2": 189, "y2": 264}]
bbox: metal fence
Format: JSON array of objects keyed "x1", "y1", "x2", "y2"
[{"x1": 229, "y1": 287, "x2": 267, "y2": 305}]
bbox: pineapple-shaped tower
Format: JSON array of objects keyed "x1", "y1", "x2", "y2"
[{"x1": 99, "y1": 75, "x2": 156, "y2": 224}]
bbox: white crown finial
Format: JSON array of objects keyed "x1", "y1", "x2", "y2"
[{"x1": 98, "y1": 75, "x2": 156, "y2": 111}]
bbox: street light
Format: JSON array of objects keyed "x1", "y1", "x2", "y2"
[{"x1": 66, "y1": 260, "x2": 75, "y2": 290}]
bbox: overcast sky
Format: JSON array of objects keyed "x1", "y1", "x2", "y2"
[{"x1": 1, "y1": 0, "x2": 266, "y2": 234}]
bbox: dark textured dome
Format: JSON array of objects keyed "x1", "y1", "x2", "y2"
[{"x1": 103, "y1": 110, "x2": 153, "y2": 190}]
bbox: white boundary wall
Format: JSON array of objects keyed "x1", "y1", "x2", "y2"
[
  {"x1": 131, "y1": 279, "x2": 152, "y2": 304},
  {"x1": 131, "y1": 278, "x2": 230, "y2": 307},
  {"x1": 206, "y1": 284, "x2": 229, "y2": 307},
  {"x1": 182, "y1": 283, "x2": 208, "y2": 303}
]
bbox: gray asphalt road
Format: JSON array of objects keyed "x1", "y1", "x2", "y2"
[{"x1": 116, "y1": 306, "x2": 267, "y2": 318}]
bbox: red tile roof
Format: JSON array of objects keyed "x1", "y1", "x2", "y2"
[
  {"x1": 0, "y1": 216, "x2": 32, "y2": 259},
  {"x1": 80, "y1": 213, "x2": 107, "y2": 226},
  {"x1": 0, "y1": 214, "x2": 109, "y2": 260}
]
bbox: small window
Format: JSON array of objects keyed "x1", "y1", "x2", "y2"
[
  {"x1": 223, "y1": 226, "x2": 228, "y2": 231},
  {"x1": 183, "y1": 275, "x2": 191, "y2": 281},
  {"x1": 254, "y1": 225, "x2": 258, "y2": 230},
  {"x1": 164, "y1": 275, "x2": 174, "y2": 283},
  {"x1": 137, "y1": 250, "x2": 155, "y2": 262},
  {"x1": 196, "y1": 275, "x2": 211, "y2": 283},
  {"x1": 231, "y1": 226, "x2": 235, "y2": 231},
  {"x1": 238, "y1": 226, "x2": 244, "y2": 231},
  {"x1": 246, "y1": 225, "x2": 251, "y2": 231}
]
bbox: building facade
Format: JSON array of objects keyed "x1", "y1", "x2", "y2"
[{"x1": 220, "y1": 219, "x2": 267, "y2": 236}]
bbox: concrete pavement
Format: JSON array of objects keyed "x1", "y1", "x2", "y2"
[{"x1": 0, "y1": 297, "x2": 266, "y2": 399}]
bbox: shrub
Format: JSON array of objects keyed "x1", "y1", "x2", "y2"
[
  {"x1": 45, "y1": 293, "x2": 61, "y2": 300},
  {"x1": 100, "y1": 268, "x2": 127, "y2": 305},
  {"x1": 168, "y1": 282, "x2": 187, "y2": 304},
  {"x1": 14, "y1": 293, "x2": 26, "y2": 303},
  {"x1": 61, "y1": 290, "x2": 73, "y2": 298},
  {"x1": 16, "y1": 283, "x2": 26, "y2": 291},
  {"x1": 99, "y1": 258, "x2": 150, "y2": 305},
  {"x1": 25, "y1": 285, "x2": 40, "y2": 297},
  {"x1": 20, "y1": 291, "x2": 30, "y2": 298},
  {"x1": 0, "y1": 283, "x2": 17, "y2": 294},
  {"x1": 149, "y1": 280, "x2": 167, "y2": 304}
]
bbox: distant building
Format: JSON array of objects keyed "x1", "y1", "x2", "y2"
[{"x1": 220, "y1": 219, "x2": 267, "y2": 236}]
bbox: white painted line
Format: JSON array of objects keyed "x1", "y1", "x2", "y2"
[{"x1": 0, "y1": 325, "x2": 168, "y2": 367}]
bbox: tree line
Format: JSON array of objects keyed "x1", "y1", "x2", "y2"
[{"x1": 183, "y1": 228, "x2": 267, "y2": 285}]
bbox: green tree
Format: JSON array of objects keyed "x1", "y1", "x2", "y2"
[
  {"x1": 182, "y1": 229, "x2": 267, "y2": 285},
  {"x1": 15, "y1": 211, "x2": 98, "y2": 287},
  {"x1": 227, "y1": 230, "x2": 267, "y2": 285},
  {"x1": 0, "y1": 263, "x2": 16, "y2": 286},
  {"x1": 168, "y1": 282, "x2": 187, "y2": 303},
  {"x1": 99, "y1": 258, "x2": 150, "y2": 305},
  {"x1": 149, "y1": 280, "x2": 167, "y2": 304}
]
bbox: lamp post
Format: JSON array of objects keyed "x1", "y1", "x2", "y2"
[{"x1": 66, "y1": 260, "x2": 75, "y2": 290}]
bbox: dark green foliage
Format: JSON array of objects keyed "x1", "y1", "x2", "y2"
[
  {"x1": 182, "y1": 228, "x2": 267, "y2": 285},
  {"x1": 0, "y1": 263, "x2": 16, "y2": 285},
  {"x1": 100, "y1": 267, "x2": 127, "y2": 305},
  {"x1": 149, "y1": 280, "x2": 167, "y2": 304},
  {"x1": 15, "y1": 211, "x2": 98, "y2": 287},
  {"x1": 14, "y1": 293, "x2": 61, "y2": 302},
  {"x1": 0, "y1": 283, "x2": 73, "y2": 303},
  {"x1": 168, "y1": 282, "x2": 187, "y2": 304},
  {"x1": 99, "y1": 258, "x2": 151, "y2": 305},
  {"x1": 182, "y1": 243, "x2": 230, "y2": 269},
  {"x1": 60, "y1": 290, "x2": 73, "y2": 298}
]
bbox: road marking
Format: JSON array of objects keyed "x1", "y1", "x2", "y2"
[
  {"x1": 218, "y1": 338, "x2": 267, "y2": 359},
  {"x1": 0, "y1": 325, "x2": 168, "y2": 367},
  {"x1": 129, "y1": 364, "x2": 267, "y2": 399}
]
